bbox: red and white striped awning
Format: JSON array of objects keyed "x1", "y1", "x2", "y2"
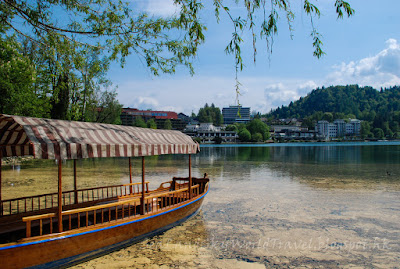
[{"x1": 0, "y1": 114, "x2": 199, "y2": 160}]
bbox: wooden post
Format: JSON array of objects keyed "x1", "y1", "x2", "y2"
[
  {"x1": 58, "y1": 159, "x2": 63, "y2": 233},
  {"x1": 141, "y1": 156, "x2": 145, "y2": 215},
  {"x1": 129, "y1": 157, "x2": 133, "y2": 194},
  {"x1": 73, "y1": 159, "x2": 78, "y2": 204},
  {"x1": 188, "y1": 154, "x2": 192, "y2": 199}
]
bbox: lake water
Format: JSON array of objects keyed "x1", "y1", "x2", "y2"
[{"x1": 2, "y1": 142, "x2": 400, "y2": 268}]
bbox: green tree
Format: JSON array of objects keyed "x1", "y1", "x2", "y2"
[
  {"x1": 197, "y1": 103, "x2": 223, "y2": 126},
  {"x1": 263, "y1": 131, "x2": 271, "y2": 140},
  {"x1": 1, "y1": 0, "x2": 353, "y2": 88},
  {"x1": 163, "y1": 119, "x2": 172, "y2": 130},
  {"x1": 198, "y1": 107, "x2": 211, "y2": 123},
  {"x1": 193, "y1": 137, "x2": 201, "y2": 144},
  {"x1": 246, "y1": 119, "x2": 269, "y2": 136},
  {"x1": 74, "y1": 48, "x2": 110, "y2": 121},
  {"x1": 238, "y1": 128, "x2": 251, "y2": 142},
  {"x1": 302, "y1": 117, "x2": 314, "y2": 129},
  {"x1": 1, "y1": 0, "x2": 206, "y2": 76},
  {"x1": 15, "y1": 36, "x2": 116, "y2": 121},
  {"x1": 214, "y1": 107, "x2": 223, "y2": 126},
  {"x1": 251, "y1": 132, "x2": 263, "y2": 142},
  {"x1": 225, "y1": 124, "x2": 238, "y2": 132},
  {"x1": 236, "y1": 123, "x2": 247, "y2": 131},
  {"x1": 147, "y1": 119, "x2": 157, "y2": 129},
  {"x1": 360, "y1": 121, "x2": 372, "y2": 139},
  {"x1": 1, "y1": 0, "x2": 354, "y2": 121},
  {"x1": 85, "y1": 90, "x2": 122, "y2": 124},
  {"x1": 50, "y1": 73, "x2": 71, "y2": 119},
  {"x1": 133, "y1": 116, "x2": 147, "y2": 128},
  {"x1": 373, "y1": 128, "x2": 384, "y2": 139},
  {"x1": 0, "y1": 36, "x2": 48, "y2": 116},
  {"x1": 322, "y1": 112, "x2": 333, "y2": 122}
]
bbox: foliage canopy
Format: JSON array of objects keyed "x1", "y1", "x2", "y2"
[
  {"x1": 0, "y1": 0, "x2": 354, "y2": 122},
  {"x1": 197, "y1": 103, "x2": 223, "y2": 126},
  {"x1": 1, "y1": 0, "x2": 354, "y2": 77}
]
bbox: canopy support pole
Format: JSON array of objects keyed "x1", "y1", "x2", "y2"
[
  {"x1": 141, "y1": 156, "x2": 145, "y2": 215},
  {"x1": 129, "y1": 157, "x2": 133, "y2": 194},
  {"x1": 58, "y1": 159, "x2": 63, "y2": 233},
  {"x1": 189, "y1": 154, "x2": 192, "y2": 199},
  {"x1": 73, "y1": 160, "x2": 78, "y2": 204},
  {"x1": 0, "y1": 150, "x2": 2, "y2": 216}
]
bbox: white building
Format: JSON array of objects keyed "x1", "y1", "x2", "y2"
[
  {"x1": 185, "y1": 124, "x2": 199, "y2": 132},
  {"x1": 334, "y1": 119, "x2": 346, "y2": 137},
  {"x1": 316, "y1": 119, "x2": 362, "y2": 140},
  {"x1": 184, "y1": 123, "x2": 237, "y2": 143},
  {"x1": 316, "y1": 120, "x2": 329, "y2": 138},
  {"x1": 347, "y1": 119, "x2": 361, "y2": 136},
  {"x1": 271, "y1": 125, "x2": 302, "y2": 132},
  {"x1": 198, "y1": 123, "x2": 221, "y2": 132},
  {"x1": 328, "y1": 123, "x2": 338, "y2": 138}
]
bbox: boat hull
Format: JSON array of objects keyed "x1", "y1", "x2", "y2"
[{"x1": 0, "y1": 192, "x2": 207, "y2": 269}]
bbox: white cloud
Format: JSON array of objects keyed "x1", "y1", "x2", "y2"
[
  {"x1": 325, "y1": 38, "x2": 400, "y2": 88},
  {"x1": 134, "y1": 0, "x2": 179, "y2": 17},
  {"x1": 259, "y1": 39, "x2": 400, "y2": 113},
  {"x1": 127, "y1": 96, "x2": 159, "y2": 110},
  {"x1": 263, "y1": 80, "x2": 318, "y2": 112},
  {"x1": 117, "y1": 76, "x2": 237, "y2": 115},
  {"x1": 117, "y1": 75, "x2": 320, "y2": 115},
  {"x1": 116, "y1": 40, "x2": 400, "y2": 115}
]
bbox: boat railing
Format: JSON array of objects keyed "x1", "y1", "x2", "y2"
[
  {"x1": 1, "y1": 182, "x2": 149, "y2": 216},
  {"x1": 22, "y1": 185, "x2": 200, "y2": 239},
  {"x1": 144, "y1": 184, "x2": 200, "y2": 214},
  {"x1": 157, "y1": 181, "x2": 173, "y2": 190},
  {"x1": 172, "y1": 176, "x2": 209, "y2": 193}
]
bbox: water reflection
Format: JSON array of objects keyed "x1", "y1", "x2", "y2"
[
  {"x1": 1, "y1": 143, "x2": 399, "y2": 268},
  {"x1": 200, "y1": 143, "x2": 400, "y2": 164},
  {"x1": 196, "y1": 145, "x2": 400, "y2": 190}
]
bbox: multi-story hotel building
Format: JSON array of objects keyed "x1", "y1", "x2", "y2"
[
  {"x1": 222, "y1": 105, "x2": 251, "y2": 125},
  {"x1": 316, "y1": 119, "x2": 361, "y2": 139}
]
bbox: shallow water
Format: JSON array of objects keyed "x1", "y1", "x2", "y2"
[{"x1": 2, "y1": 143, "x2": 400, "y2": 268}]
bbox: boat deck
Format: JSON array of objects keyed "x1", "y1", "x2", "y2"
[{"x1": 0, "y1": 177, "x2": 207, "y2": 245}]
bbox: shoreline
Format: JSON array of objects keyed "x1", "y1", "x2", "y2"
[{"x1": 200, "y1": 140, "x2": 400, "y2": 147}]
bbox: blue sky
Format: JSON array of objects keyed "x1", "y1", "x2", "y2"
[{"x1": 109, "y1": 0, "x2": 400, "y2": 115}]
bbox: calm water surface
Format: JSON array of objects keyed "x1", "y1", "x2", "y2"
[{"x1": 2, "y1": 143, "x2": 400, "y2": 268}]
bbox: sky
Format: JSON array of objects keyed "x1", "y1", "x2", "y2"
[{"x1": 108, "y1": 0, "x2": 400, "y2": 115}]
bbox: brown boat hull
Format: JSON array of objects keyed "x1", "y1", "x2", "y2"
[{"x1": 0, "y1": 193, "x2": 206, "y2": 269}]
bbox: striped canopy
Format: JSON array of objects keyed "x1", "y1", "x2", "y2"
[{"x1": 0, "y1": 114, "x2": 199, "y2": 160}]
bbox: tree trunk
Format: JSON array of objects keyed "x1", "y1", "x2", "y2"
[{"x1": 50, "y1": 73, "x2": 70, "y2": 120}]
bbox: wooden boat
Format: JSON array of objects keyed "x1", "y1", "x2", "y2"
[{"x1": 0, "y1": 114, "x2": 209, "y2": 268}]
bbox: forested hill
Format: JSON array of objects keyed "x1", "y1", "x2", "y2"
[{"x1": 266, "y1": 85, "x2": 400, "y2": 138}]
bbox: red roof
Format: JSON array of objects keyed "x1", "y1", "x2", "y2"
[{"x1": 122, "y1": 108, "x2": 178, "y2": 119}]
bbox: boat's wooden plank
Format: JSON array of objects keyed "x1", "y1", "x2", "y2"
[{"x1": 0, "y1": 196, "x2": 205, "y2": 269}]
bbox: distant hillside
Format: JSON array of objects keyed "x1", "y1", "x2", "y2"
[{"x1": 266, "y1": 85, "x2": 400, "y2": 138}]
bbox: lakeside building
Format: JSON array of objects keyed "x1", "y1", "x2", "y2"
[
  {"x1": 184, "y1": 123, "x2": 238, "y2": 143},
  {"x1": 120, "y1": 108, "x2": 178, "y2": 125},
  {"x1": 153, "y1": 118, "x2": 187, "y2": 131},
  {"x1": 270, "y1": 125, "x2": 315, "y2": 140},
  {"x1": 316, "y1": 119, "x2": 361, "y2": 140},
  {"x1": 270, "y1": 125, "x2": 303, "y2": 133},
  {"x1": 222, "y1": 106, "x2": 251, "y2": 125},
  {"x1": 120, "y1": 108, "x2": 186, "y2": 130},
  {"x1": 178, "y1": 113, "x2": 190, "y2": 124}
]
